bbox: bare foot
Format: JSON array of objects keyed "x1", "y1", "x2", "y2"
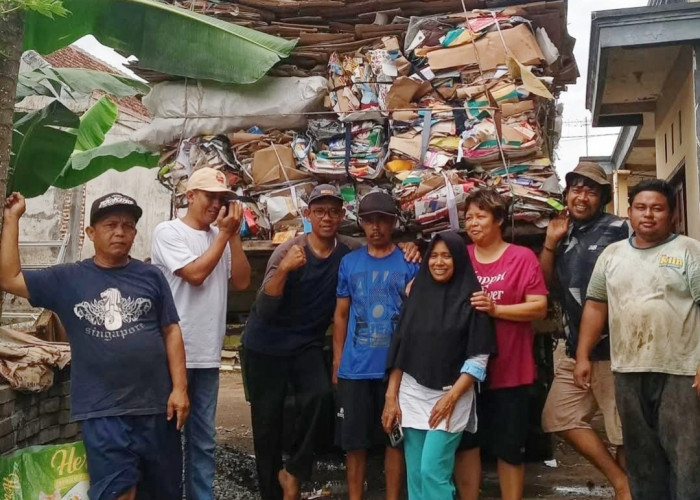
[
  {"x1": 278, "y1": 468, "x2": 300, "y2": 500},
  {"x1": 614, "y1": 485, "x2": 632, "y2": 500}
]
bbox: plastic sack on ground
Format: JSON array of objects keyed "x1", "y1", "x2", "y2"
[
  {"x1": 0, "y1": 441, "x2": 89, "y2": 499},
  {"x1": 133, "y1": 77, "x2": 328, "y2": 150}
]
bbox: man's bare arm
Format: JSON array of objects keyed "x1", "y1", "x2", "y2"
[
  {"x1": 175, "y1": 231, "x2": 230, "y2": 286},
  {"x1": 162, "y1": 322, "x2": 189, "y2": 430},
  {"x1": 176, "y1": 201, "x2": 246, "y2": 287},
  {"x1": 229, "y1": 234, "x2": 251, "y2": 291},
  {"x1": 539, "y1": 213, "x2": 569, "y2": 286},
  {"x1": 0, "y1": 193, "x2": 29, "y2": 298},
  {"x1": 332, "y1": 298, "x2": 351, "y2": 384},
  {"x1": 573, "y1": 300, "x2": 608, "y2": 388},
  {"x1": 263, "y1": 244, "x2": 306, "y2": 297}
]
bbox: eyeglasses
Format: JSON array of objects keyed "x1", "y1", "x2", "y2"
[{"x1": 310, "y1": 207, "x2": 344, "y2": 219}]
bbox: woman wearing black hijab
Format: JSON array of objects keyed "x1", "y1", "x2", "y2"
[{"x1": 382, "y1": 231, "x2": 495, "y2": 500}]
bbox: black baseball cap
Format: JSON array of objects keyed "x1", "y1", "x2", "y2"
[
  {"x1": 90, "y1": 193, "x2": 143, "y2": 226},
  {"x1": 359, "y1": 191, "x2": 398, "y2": 217},
  {"x1": 308, "y1": 184, "x2": 343, "y2": 205}
]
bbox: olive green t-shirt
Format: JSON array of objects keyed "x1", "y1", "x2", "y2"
[{"x1": 587, "y1": 234, "x2": 700, "y2": 376}]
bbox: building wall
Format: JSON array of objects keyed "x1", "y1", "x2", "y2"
[
  {"x1": 78, "y1": 113, "x2": 172, "y2": 261},
  {"x1": 654, "y1": 53, "x2": 700, "y2": 239},
  {"x1": 0, "y1": 371, "x2": 79, "y2": 455}
]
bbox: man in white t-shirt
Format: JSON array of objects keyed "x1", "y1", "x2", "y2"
[
  {"x1": 574, "y1": 179, "x2": 700, "y2": 500},
  {"x1": 151, "y1": 167, "x2": 251, "y2": 500}
]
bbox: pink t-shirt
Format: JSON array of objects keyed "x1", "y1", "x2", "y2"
[{"x1": 467, "y1": 244, "x2": 548, "y2": 389}]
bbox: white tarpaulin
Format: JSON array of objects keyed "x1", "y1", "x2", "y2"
[{"x1": 133, "y1": 76, "x2": 328, "y2": 150}]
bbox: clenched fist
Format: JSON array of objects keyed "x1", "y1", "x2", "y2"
[
  {"x1": 279, "y1": 245, "x2": 306, "y2": 273},
  {"x1": 4, "y1": 192, "x2": 26, "y2": 220},
  {"x1": 217, "y1": 201, "x2": 243, "y2": 237}
]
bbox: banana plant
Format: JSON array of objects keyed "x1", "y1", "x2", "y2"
[
  {"x1": 23, "y1": 0, "x2": 297, "y2": 84},
  {"x1": 11, "y1": 66, "x2": 158, "y2": 197},
  {"x1": 2, "y1": 0, "x2": 297, "y2": 198}
]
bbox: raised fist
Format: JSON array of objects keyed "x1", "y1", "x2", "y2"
[{"x1": 279, "y1": 245, "x2": 306, "y2": 273}]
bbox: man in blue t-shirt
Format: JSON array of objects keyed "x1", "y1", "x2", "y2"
[
  {"x1": 0, "y1": 192, "x2": 189, "y2": 500},
  {"x1": 332, "y1": 191, "x2": 419, "y2": 500}
]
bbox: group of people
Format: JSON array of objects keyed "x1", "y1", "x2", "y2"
[
  {"x1": 0, "y1": 158, "x2": 697, "y2": 500},
  {"x1": 0, "y1": 167, "x2": 252, "y2": 500},
  {"x1": 241, "y1": 160, "x2": 699, "y2": 500}
]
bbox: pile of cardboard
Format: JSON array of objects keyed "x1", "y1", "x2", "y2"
[
  {"x1": 321, "y1": 10, "x2": 566, "y2": 234},
  {"x1": 144, "y1": 1, "x2": 576, "y2": 83},
  {"x1": 155, "y1": 2, "x2": 576, "y2": 241}
]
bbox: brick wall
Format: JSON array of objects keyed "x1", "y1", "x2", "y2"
[{"x1": 0, "y1": 369, "x2": 80, "y2": 455}]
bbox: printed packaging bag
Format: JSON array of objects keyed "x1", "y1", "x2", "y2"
[{"x1": 0, "y1": 441, "x2": 89, "y2": 499}]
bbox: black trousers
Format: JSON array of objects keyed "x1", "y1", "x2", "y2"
[
  {"x1": 243, "y1": 346, "x2": 331, "y2": 500},
  {"x1": 615, "y1": 372, "x2": 700, "y2": 500}
]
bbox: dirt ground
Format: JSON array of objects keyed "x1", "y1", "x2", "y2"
[{"x1": 214, "y1": 372, "x2": 615, "y2": 500}]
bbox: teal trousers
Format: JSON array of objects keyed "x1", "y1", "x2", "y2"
[{"x1": 403, "y1": 427, "x2": 462, "y2": 500}]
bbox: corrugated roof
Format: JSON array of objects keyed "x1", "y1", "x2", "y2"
[{"x1": 44, "y1": 46, "x2": 150, "y2": 119}]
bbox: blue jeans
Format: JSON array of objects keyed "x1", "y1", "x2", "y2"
[
  {"x1": 403, "y1": 428, "x2": 462, "y2": 500},
  {"x1": 184, "y1": 368, "x2": 220, "y2": 500}
]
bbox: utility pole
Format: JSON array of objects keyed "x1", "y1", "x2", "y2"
[{"x1": 584, "y1": 116, "x2": 589, "y2": 156}]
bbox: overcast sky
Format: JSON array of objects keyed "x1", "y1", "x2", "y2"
[
  {"x1": 74, "y1": 0, "x2": 648, "y2": 178},
  {"x1": 555, "y1": 0, "x2": 647, "y2": 176}
]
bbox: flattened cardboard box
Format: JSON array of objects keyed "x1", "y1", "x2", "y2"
[
  {"x1": 427, "y1": 24, "x2": 545, "y2": 71},
  {"x1": 252, "y1": 145, "x2": 311, "y2": 186}
]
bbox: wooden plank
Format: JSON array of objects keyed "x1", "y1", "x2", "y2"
[
  {"x1": 355, "y1": 23, "x2": 409, "y2": 35},
  {"x1": 271, "y1": 20, "x2": 332, "y2": 31},
  {"x1": 312, "y1": 0, "x2": 405, "y2": 18},
  {"x1": 279, "y1": 16, "x2": 326, "y2": 24},
  {"x1": 256, "y1": 26, "x2": 311, "y2": 36},
  {"x1": 299, "y1": 33, "x2": 357, "y2": 46},
  {"x1": 357, "y1": 8, "x2": 401, "y2": 20},
  {"x1": 291, "y1": 37, "x2": 382, "y2": 54},
  {"x1": 242, "y1": 240, "x2": 278, "y2": 252},
  {"x1": 328, "y1": 21, "x2": 356, "y2": 32},
  {"x1": 238, "y1": 0, "x2": 344, "y2": 13}
]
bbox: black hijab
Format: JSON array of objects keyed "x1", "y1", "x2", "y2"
[{"x1": 387, "y1": 231, "x2": 496, "y2": 390}]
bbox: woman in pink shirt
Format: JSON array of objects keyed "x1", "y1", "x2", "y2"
[{"x1": 454, "y1": 188, "x2": 548, "y2": 500}]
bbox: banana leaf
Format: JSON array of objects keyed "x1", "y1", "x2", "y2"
[
  {"x1": 23, "y1": 0, "x2": 297, "y2": 84},
  {"x1": 74, "y1": 96, "x2": 118, "y2": 151},
  {"x1": 10, "y1": 101, "x2": 79, "y2": 198},
  {"x1": 53, "y1": 140, "x2": 159, "y2": 189},
  {"x1": 16, "y1": 67, "x2": 150, "y2": 101},
  {"x1": 11, "y1": 99, "x2": 153, "y2": 197}
]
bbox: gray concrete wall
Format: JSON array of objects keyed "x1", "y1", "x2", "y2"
[{"x1": 0, "y1": 370, "x2": 79, "y2": 455}]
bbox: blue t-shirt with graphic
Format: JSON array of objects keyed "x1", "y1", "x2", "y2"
[
  {"x1": 337, "y1": 247, "x2": 419, "y2": 379},
  {"x1": 24, "y1": 259, "x2": 179, "y2": 421}
]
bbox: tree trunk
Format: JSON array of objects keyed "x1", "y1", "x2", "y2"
[{"x1": 0, "y1": 11, "x2": 25, "y2": 316}]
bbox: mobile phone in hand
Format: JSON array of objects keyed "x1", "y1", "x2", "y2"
[{"x1": 389, "y1": 420, "x2": 403, "y2": 447}]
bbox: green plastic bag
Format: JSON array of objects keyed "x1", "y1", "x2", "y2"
[{"x1": 0, "y1": 441, "x2": 89, "y2": 499}]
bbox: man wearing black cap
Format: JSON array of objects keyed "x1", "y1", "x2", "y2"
[
  {"x1": 243, "y1": 185, "x2": 419, "y2": 500},
  {"x1": 332, "y1": 190, "x2": 418, "y2": 500},
  {"x1": 539, "y1": 162, "x2": 632, "y2": 500},
  {"x1": 0, "y1": 192, "x2": 188, "y2": 500}
]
